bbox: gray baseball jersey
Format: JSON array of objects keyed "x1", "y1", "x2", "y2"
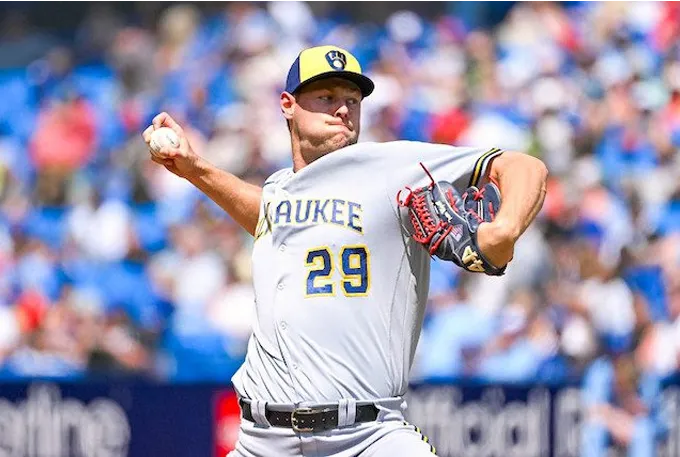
[{"x1": 231, "y1": 141, "x2": 503, "y2": 404}]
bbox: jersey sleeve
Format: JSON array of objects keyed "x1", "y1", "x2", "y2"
[{"x1": 373, "y1": 141, "x2": 504, "y2": 198}]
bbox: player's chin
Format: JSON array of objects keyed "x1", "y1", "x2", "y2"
[{"x1": 331, "y1": 130, "x2": 358, "y2": 148}]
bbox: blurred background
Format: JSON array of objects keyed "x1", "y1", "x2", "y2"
[{"x1": 0, "y1": 2, "x2": 679, "y2": 457}]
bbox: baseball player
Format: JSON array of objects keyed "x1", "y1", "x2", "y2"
[{"x1": 143, "y1": 45, "x2": 548, "y2": 456}]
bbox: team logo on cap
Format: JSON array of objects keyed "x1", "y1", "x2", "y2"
[{"x1": 325, "y1": 50, "x2": 347, "y2": 70}]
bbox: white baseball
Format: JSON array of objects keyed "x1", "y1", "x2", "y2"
[{"x1": 149, "y1": 127, "x2": 180, "y2": 155}]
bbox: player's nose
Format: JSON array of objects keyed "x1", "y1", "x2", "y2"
[{"x1": 334, "y1": 103, "x2": 349, "y2": 119}]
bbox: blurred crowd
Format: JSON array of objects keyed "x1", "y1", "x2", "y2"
[{"x1": 0, "y1": 1, "x2": 678, "y2": 426}]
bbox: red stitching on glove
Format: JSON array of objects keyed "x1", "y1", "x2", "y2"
[
  {"x1": 406, "y1": 191, "x2": 438, "y2": 244},
  {"x1": 473, "y1": 187, "x2": 485, "y2": 200},
  {"x1": 396, "y1": 187, "x2": 414, "y2": 206},
  {"x1": 419, "y1": 162, "x2": 436, "y2": 185},
  {"x1": 468, "y1": 210, "x2": 483, "y2": 223},
  {"x1": 429, "y1": 224, "x2": 452, "y2": 255},
  {"x1": 445, "y1": 189, "x2": 460, "y2": 214}
]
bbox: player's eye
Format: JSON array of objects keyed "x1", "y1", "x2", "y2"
[
  {"x1": 319, "y1": 95, "x2": 333, "y2": 102},
  {"x1": 347, "y1": 97, "x2": 359, "y2": 106}
]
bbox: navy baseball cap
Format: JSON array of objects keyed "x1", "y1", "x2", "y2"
[{"x1": 285, "y1": 45, "x2": 375, "y2": 98}]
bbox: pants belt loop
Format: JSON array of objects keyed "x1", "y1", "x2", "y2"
[
  {"x1": 345, "y1": 398, "x2": 357, "y2": 426},
  {"x1": 337, "y1": 399, "x2": 349, "y2": 427},
  {"x1": 251, "y1": 400, "x2": 271, "y2": 427}
]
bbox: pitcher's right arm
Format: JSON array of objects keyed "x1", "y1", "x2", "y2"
[{"x1": 142, "y1": 112, "x2": 262, "y2": 236}]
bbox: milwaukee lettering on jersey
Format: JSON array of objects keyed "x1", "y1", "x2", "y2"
[{"x1": 255, "y1": 199, "x2": 363, "y2": 238}]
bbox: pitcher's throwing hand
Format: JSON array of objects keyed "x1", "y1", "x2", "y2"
[{"x1": 141, "y1": 112, "x2": 199, "y2": 178}]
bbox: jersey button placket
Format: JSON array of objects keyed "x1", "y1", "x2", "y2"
[{"x1": 271, "y1": 227, "x2": 300, "y2": 396}]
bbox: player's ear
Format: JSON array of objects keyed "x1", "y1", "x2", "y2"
[{"x1": 281, "y1": 91, "x2": 296, "y2": 121}]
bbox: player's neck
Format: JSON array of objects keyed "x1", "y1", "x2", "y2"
[
  {"x1": 292, "y1": 155, "x2": 308, "y2": 172},
  {"x1": 290, "y1": 136, "x2": 350, "y2": 172},
  {"x1": 290, "y1": 139, "x2": 310, "y2": 172},
  {"x1": 290, "y1": 137, "x2": 321, "y2": 173},
  {"x1": 291, "y1": 146, "x2": 335, "y2": 172}
]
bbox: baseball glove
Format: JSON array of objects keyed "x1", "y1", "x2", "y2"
[{"x1": 397, "y1": 164, "x2": 506, "y2": 276}]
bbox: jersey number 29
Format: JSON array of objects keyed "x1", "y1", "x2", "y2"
[{"x1": 305, "y1": 245, "x2": 370, "y2": 297}]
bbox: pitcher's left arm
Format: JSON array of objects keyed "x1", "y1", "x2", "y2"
[{"x1": 476, "y1": 151, "x2": 549, "y2": 267}]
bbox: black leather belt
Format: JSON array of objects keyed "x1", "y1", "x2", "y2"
[{"x1": 239, "y1": 399, "x2": 379, "y2": 433}]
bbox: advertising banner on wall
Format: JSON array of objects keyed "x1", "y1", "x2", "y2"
[
  {"x1": 0, "y1": 381, "x2": 678, "y2": 457},
  {"x1": 405, "y1": 382, "x2": 680, "y2": 457},
  {"x1": 0, "y1": 382, "x2": 240, "y2": 457}
]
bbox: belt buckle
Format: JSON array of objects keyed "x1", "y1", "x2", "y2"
[{"x1": 291, "y1": 407, "x2": 315, "y2": 433}]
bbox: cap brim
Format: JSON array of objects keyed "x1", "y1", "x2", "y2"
[{"x1": 293, "y1": 71, "x2": 375, "y2": 98}]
